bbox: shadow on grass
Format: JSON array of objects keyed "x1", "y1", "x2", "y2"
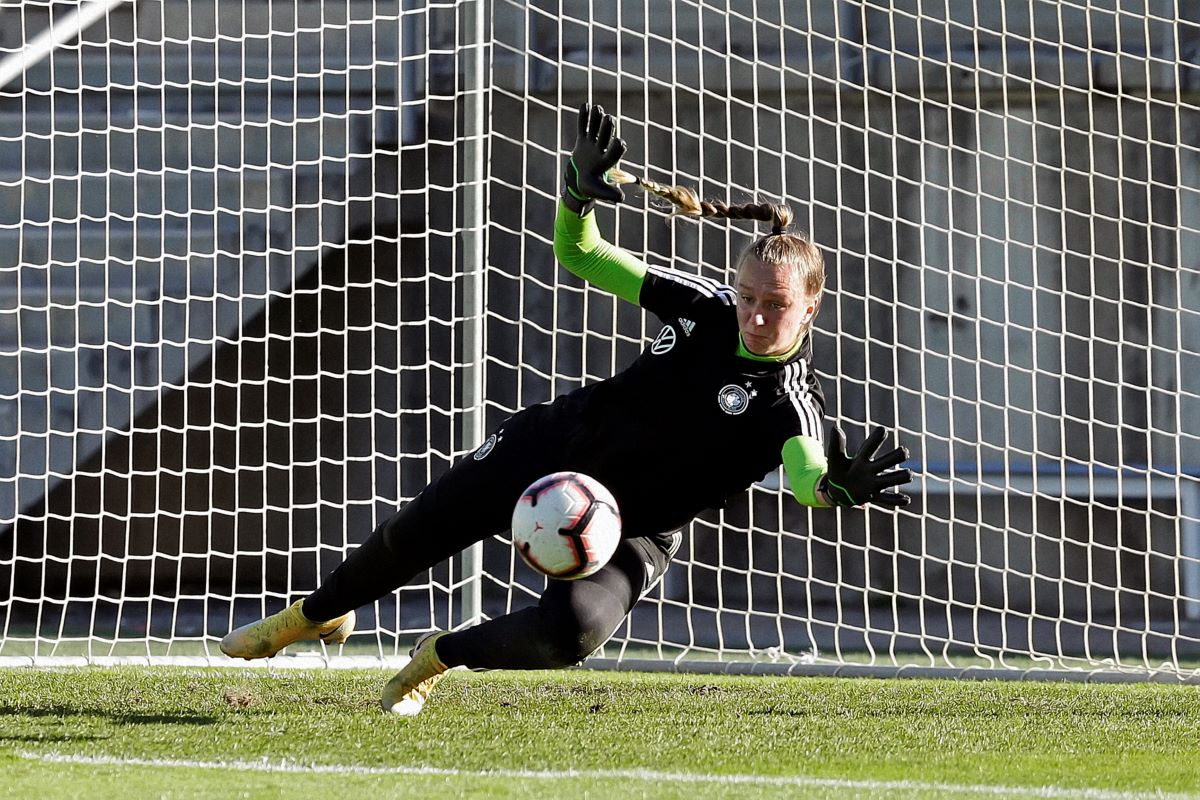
[
  {"x1": 0, "y1": 705, "x2": 219, "y2": 726},
  {"x1": 0, "y1": 733, "x2": 110, "y2": 743}
]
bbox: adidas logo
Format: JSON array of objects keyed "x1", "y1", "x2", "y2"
[{"x1": 679, "y1": 318, "x2": 696, "y2": 336}]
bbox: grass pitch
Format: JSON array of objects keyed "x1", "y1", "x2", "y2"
[{"x1": 2, "y1": 667, "x2": 1199, "y2": 799}]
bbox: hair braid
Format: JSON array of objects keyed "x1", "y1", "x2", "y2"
[
  {"x1": 608, "y1": 168, "x2": 793, "y2": 232},
  {"x1": 607, "y1": 166, "x2": 824, "y2": 301}
]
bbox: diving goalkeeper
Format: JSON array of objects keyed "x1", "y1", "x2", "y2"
[{"x1": 220, "y1": 103, "x2": 913, "y2": 714}]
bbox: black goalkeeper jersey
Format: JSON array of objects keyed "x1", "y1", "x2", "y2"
[{"x1": 543, "y1": 265, "x2": 826, "y2": 536}]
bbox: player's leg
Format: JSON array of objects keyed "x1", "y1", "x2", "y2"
[
  {"x1": 216, "y1": 491, "x2": 463, "y2": 660},
  {"x1": 381, "y1": 531, "x2": 680, "y2": 715},
  {"x1": 221, "y1": 408, "x2": 557, "y2": 659},
  {"x1": 440, "y1": 534, "x2": 676, "y2": 668},
  {"x1": 299, "y1": 467, "x2": 498, "y2": 622}
]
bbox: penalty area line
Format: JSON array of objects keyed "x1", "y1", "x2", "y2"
[{"x1": 17, "y1": 751, "x2": 1197, "y2": 800}]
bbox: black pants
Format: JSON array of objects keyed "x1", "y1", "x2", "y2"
[{"x1": 303, "y1": 403, "x2": 681, "y2": 670}]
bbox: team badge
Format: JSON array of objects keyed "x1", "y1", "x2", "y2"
[
  {"x1": 473, "y1": 432, "x2": 500, "y2": 460},
  {"x1": 651, "y1": 325, "x2": 677, "y2": 354},
  {"x1": 717, "y1": 384, "x2": 752, "y2": 415}
]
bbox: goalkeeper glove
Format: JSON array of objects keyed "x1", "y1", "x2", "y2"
[
  {"x1": 819, "y1": 426, "x2": 913, "y2": 508},
  {"x1": 562, "y1": 102, "x2": 627, "y2": 215}
]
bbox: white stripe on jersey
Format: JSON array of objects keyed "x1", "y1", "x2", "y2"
[
  {"x1": 783, "y1": 360, "x2": 823, "y2": 440},
  {"x1": 647, "y1": 265, "x2": 737, "y2": 306}
]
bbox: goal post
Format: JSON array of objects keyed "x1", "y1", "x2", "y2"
[{"x1": 2, "y1": 0, "x2": 1200, "y2": 682}]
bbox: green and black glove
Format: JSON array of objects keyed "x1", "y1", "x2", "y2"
[
  {"x1": 820, "y1": 426, "x2": 913, "y2": 508},
  {"x1": 562, "y1": 102, "x2": 627, "y2": 215}
]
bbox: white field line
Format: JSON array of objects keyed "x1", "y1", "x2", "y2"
[{"x1": 18, "y1": 751, "x2": 1199, "y2": 800}]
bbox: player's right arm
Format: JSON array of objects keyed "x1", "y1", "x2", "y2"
[
  {"x1": 554, "y1": 103, "x2": 648, "y2": 306},
  {"x1": 554, "y1": 202, "x2": 647, "y2": 306}
]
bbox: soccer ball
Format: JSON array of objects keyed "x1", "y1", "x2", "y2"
[{"x1": 511, "y1": 472, "x2": 622, "y2": 580}]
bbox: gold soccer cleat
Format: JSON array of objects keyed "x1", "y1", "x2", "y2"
[
  {"x1": 220, "y1": 600, "x2": 355, "y2": 659},
  {"x1": 381, "y1": 631, "x2": 450, "y2": 716}
]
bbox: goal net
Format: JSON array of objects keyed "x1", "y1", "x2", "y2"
[{"x1": 3, "y1": 0, "x2": 1199, "y2": 680}]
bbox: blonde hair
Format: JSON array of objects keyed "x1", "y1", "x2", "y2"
[{"x1": 609, "y1": 167, "x2": 826, "y2": 298}]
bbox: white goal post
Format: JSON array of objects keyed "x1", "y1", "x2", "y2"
[{"x1": 2, "y1": 0, "x2": 1200, "y2": 682}]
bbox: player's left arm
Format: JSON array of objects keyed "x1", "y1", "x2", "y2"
[
  {"x1": 782, "y1": 427, "x2": 913, "y2": 508},
  {"x1": 782, "y1": 434, "x2": 830, "y2": 507}
]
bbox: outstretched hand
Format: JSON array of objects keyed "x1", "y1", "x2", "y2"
[
  {"x1": 821, "y1": 426, "x2": 913, "y2": 508},
  {"x1": 564, "y1": 103, "x2": 627, "y2": 208}
]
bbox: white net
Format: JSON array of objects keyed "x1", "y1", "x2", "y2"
[{"x1": 2, "y1": 0, "x2": 1199, "y2": 678}]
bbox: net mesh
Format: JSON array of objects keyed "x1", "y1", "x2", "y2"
[{"x1": 2, "y1": 0, "x2": 1198, "y2": 675}]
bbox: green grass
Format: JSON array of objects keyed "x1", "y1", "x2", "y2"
[{"x1": 2, "y1": 667, "x2": 1199, "y2": 799}]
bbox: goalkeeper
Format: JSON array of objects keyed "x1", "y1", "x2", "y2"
[{"x1": 221, "y1": 103, "x2": 912, "y2": 715}]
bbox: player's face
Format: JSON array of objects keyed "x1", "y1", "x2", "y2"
[{"x1": 736, "y1": 256, "x2": 819, "y2": 357}]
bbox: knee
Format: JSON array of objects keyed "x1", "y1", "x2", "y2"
[{"x1": 535, "y1": 606, "x2": 609, "y2": 667}]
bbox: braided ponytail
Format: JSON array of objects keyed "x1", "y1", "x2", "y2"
[
  {"x1": 608, "y1": 168, "x2": 793, "y2": 233},
  {"x1": 608, "y1": 167, "x2": 824, "y2": 298}
]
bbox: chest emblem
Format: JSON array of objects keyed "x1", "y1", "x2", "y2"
[
  {"x1": 717, "y1": 383, "x2": 756, "y2": 415},
  {"x1": 679, "y1": 318, "x2": 695, "y2": 336},
  {"x1": 651, "y1": 325, "x2": 677, "y2": 354}
]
